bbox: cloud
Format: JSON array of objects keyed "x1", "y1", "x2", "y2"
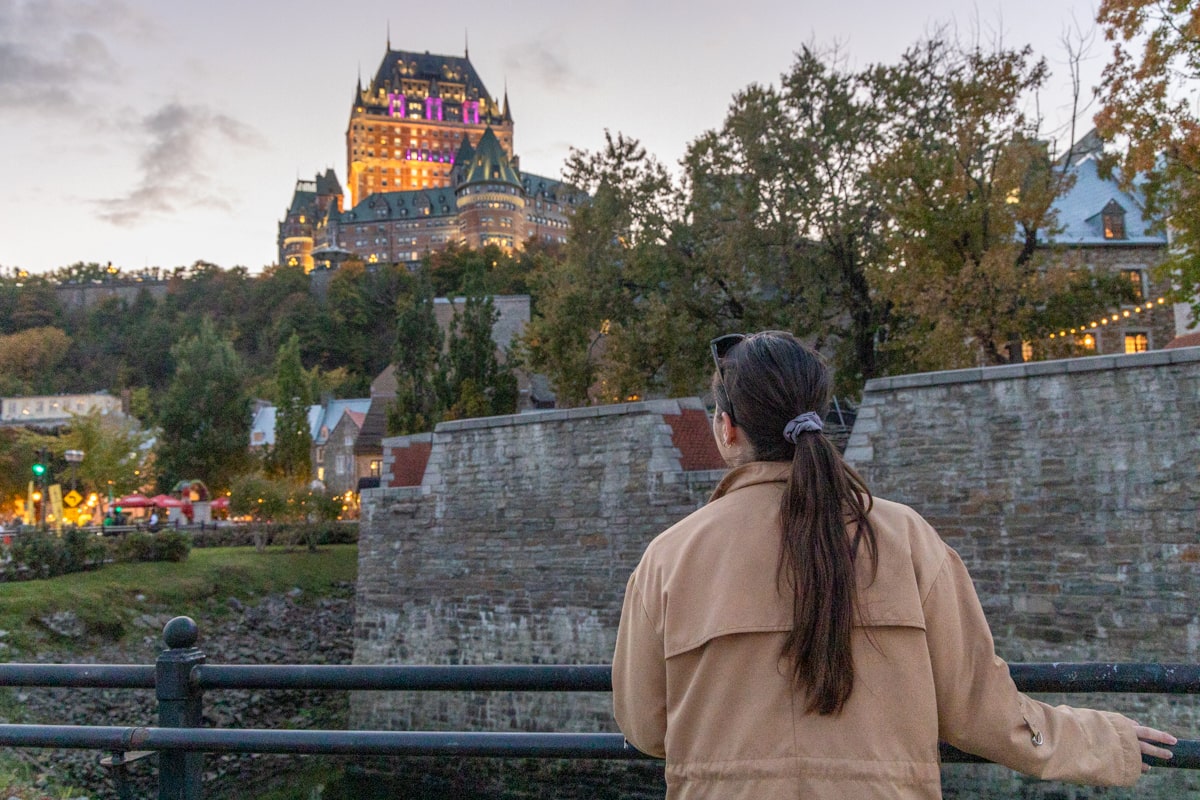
[
  {"x1": 95, "y1": 101, "x2": 265, "y2": 227},
  {"x1": 501, "y1": 40, "x2": 591, "y2": 94},
  {"x1": 0, "y1": 0, "x2": 152, "y2": 111}
]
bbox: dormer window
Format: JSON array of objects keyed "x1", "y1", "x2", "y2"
[{"x1": 1102, "y1": 199, "x2": 1126, "y2": 240}]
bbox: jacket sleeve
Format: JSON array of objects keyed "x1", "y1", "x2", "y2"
[
  {"x1": 612, "y1": 571, "x2": 667, "y2": 758},
  {"x1": 924, "y1": 544, "x2": 1142, "y2": 786}
]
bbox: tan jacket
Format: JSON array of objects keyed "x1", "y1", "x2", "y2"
[{"x1": 613, "y1": 462, "x2": 1141, "y2": 799}]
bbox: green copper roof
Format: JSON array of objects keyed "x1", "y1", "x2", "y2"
[{"x1": 461, "y1": 127, "x2": 520, "y2": 189}]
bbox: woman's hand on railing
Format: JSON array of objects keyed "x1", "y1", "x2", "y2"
[{"x1": 1135, "y1": 723, "x2": 1178, "y2": 771}]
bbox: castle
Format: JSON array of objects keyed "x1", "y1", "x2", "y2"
[{"x1": 278, "y1": 45, "x2": 580, "y2": 272}]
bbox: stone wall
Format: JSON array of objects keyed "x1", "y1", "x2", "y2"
[
  {"x1": 846, "y1": 345, "x2": 1200, "y2": 798},
  {"x1": 352, "y1": 350, "x2": 1200, "y2": 798},
  {"x1": 352, "y1": 397, "x2": 724, "y2": 738}
]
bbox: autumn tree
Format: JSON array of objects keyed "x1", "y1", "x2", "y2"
[
  {"x1": 155, "y1": 319, "x2": 251, "y2": 492},
  {"x1": 0, "y1": 326, "x2": 72, "y2": 394},
  {"x1": 1096, "y1": 0, "x2": 1200, "y2": 321},
  {"x1": 866, "y1": 38, "x2": 1108, "y2": 369}
]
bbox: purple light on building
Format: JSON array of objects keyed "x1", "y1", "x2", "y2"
[{"x1": 388, "y1": 93, "x2": 407, "y2": 118}]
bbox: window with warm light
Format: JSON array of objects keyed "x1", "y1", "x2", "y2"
[
  {"x1": 1120, "y1": 268, "x2": 1145, "y2": 301},
  {"x1": 1101, "y1": 200, "x2": 1126, "y2": 239},
  {"x1": 1124, "y1": 332, "x2": 1149, "y2": 353}
]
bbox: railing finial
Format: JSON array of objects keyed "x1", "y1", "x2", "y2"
[{"x1": 162, "y1": 617, "x2": 198, "y2": 650}]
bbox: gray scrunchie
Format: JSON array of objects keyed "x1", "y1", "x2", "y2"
[{"x1": 783, "y1": 411, "x2": 823, "y2": 443}]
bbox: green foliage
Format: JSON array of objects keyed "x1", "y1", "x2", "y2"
[
  {"x1": 520, "y1": 131, "x2": 682, "y2": 404},
  {"x1": 113, "y1": 530, "x2": 191, "y2": 563},
  {"x1": 269, "y1": 333, "x2": 314, "y2": 479},
  {"x1": 387, "y1": 272, "x2": 447, "y2": 435},
  {"x1": 155, "y1": 319, "x2": 251, "y2": 493},
  {"x1": 444, "y1": 266, "x2": 519, "y2": 419},
  {"x1": 59, "y1": 410, "x2": 153, "y2": 497},
  {"x1": 5, "y1": 529, "x2": 107, "y2": 581}
]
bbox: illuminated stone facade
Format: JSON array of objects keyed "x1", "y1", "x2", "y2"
[{"x1": 278, "y1": 46, "x2": 579, "y2": 271}]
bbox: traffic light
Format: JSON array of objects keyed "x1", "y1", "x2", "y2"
[{"x1": 31, "y1": 461, "x2": 46, "y2": 478}]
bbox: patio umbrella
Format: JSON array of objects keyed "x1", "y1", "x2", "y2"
[
  {"x1": 113, "y1": 493, "x2": 155, "y2": 508},
  {"x1": 152, "y1": 494, "x2": 186, "y2": 508},
  {"x1": 211, "y1": 496, "x2": 230, "y2": 510}
]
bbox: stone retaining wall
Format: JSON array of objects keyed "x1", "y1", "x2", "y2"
[
  {"x1": 846, "y1": 346, "x2": 1200, "y2": 798},
  {"x1": 352, "y1": 398, "x2": 724, "y2": 740}
]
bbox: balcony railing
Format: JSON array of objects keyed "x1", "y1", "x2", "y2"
[{"x1": 0, "y1": 616, "x2": 1196, "y2": 799}]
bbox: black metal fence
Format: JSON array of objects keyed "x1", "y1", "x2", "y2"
[{"x1": 0, "y1": 615, "x2": 1197, "y2": 799}]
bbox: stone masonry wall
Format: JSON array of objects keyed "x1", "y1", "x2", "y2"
[
  {"x1": 352, "y1": 398, "x2": 723, "y2": 739},
  {"x1": 845, "y1": 346, "x2": 1200, "y2": 798}
]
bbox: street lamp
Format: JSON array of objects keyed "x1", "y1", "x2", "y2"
[{"x1": 64, "y1": 449, "x2": 84, "y2": 491}]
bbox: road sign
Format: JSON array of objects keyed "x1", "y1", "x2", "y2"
[{"x1": 64, "y1": 490, "x2": 83, "y2": 508}]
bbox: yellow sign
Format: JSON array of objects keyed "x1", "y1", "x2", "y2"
[
  {"x1": 64, "y1": 490, "x2": 83, "y2": 508},
  {"x1": 49, "y1": 484, "x2": 64, "y2": 533}
]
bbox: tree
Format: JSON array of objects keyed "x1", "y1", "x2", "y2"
[
  {"x1": 1096, "y1": 0, "x2": 1200, "y2": 322},
  {"x1": 0, "y1": 326, "x2": 72, "y2": 395},
  {"x1": 519, "y1": 132, "x2": 682, "y2": 404},
  {"x1": 155, "y1": 319, "x2": 251, "y2": 492},
  {"x1": 444, "y1": 266, "x2": 518, "y2": 419},
  {"x1": 865, "y1": 37, "x2": 1119, "y2": 369},
  {"x1": 60, "y1": 410, "x2": 153, "y2": 497},
  {"x1": 678, "y1": 46, "x2": 893, "y2": 393},
  {"x1": 387, "y1": 272, "x2": 446, "y2": 435},
  {"x1": 269, "y1": 334, "x2": 313, "y2": 480}
]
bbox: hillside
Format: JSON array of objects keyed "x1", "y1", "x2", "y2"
[{"x1": 0, "y1": 544, "x2": 358, "y2": 799}]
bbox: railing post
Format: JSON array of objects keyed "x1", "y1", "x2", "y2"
[{"x1": 157, "y1": 616, "x2": 205, "y2": 800}]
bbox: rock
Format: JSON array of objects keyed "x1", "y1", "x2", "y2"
[
  {"x1": 38, "y1": 610, "x2": 84, "y2": 639},
  {"x1": 287, "y1": 587, "x2": 303, "y2": 598},
  {"x1": 227, "y1": 597, "x2": 244, "y2": 612}
]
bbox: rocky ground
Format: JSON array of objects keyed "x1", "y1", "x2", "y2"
[{"x1": 1, "y1": 584, "x2": 356, "y2": 799}]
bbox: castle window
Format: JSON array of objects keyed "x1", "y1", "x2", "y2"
[
  {"x1": 1102, "y1": 200, "x2": 1127, "y2": 239},
  {"x1": 1124, "y1": 332, "x2": 1149, "y2": 353}
]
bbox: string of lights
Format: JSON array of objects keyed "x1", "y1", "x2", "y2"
[{"x1": 1047, "y1": 297, "x2": 1167, "y2": 340}]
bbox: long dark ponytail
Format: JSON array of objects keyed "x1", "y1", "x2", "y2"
[{"x1": 714, "y1": 332, "x2": 877, "y2": 715}]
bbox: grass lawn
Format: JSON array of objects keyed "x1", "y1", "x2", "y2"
[{"x1": 0, "y1": 544, "x2": 358, "y2": 653}]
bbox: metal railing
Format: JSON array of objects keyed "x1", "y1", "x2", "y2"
[{"x1": 0, "y1": 615, "x2": 1197, "y2": 799}]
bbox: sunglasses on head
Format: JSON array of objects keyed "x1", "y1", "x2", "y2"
[{"x1": 710, "y1": 333, "x2": 749, "y2": 424}]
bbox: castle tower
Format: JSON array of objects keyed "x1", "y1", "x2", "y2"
[
  {"x1": 455, "y1": 127, "x2": 525, "y2": 252},
  {"x1": 346, "y1": 48, "x2": 514, "y2": 207},
  {"x1": 278, "y1": 169, "x2": 346, "y2": 272}
]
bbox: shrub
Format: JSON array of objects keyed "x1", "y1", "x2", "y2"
[
  {"x1": 5, "y1": 529, "x2": 107, "y2": 581},
  {"x1": 113, "y1": 530, "x2": 191, "y2": 563}
]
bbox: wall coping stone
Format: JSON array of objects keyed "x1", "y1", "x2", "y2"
[
  {"x1": 431, "y1": 397, "x2": 702, "y2": 433},
  {"x1": 863, "y1": 345, "x2": 1200, "y2": 392}
]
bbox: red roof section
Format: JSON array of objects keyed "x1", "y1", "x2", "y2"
[
  {"x1": 666, "y1": 408, "x2": 726, "y2": 471},
  {"x1": 388, "y1": 440, "x2": 433, "y2": 487},
  {"x1": 1164, "y1": 331, "x2": 1200, "y2": 350},
  {"x1": 345, "y1": 410, "x2": 366, "y2": 428}
]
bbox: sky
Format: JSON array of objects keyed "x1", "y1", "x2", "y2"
[{"x1": 1, "y1": 0, "x2": 1112, "y2": 274}]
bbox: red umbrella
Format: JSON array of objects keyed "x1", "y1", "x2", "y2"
[
  {"x1": 211, "y1": 496, "x2": 230, "y2": 510},
  {"x1": 114, "y1": 493, "x2": 155, "y2": 508},
  {"x1": 151, "y1": 494, "x2": 186, "y2": 508}
]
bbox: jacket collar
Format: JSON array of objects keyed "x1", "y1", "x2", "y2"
[{"x1": 709, "y1": 461, "x2": 791, "y2": 502}]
